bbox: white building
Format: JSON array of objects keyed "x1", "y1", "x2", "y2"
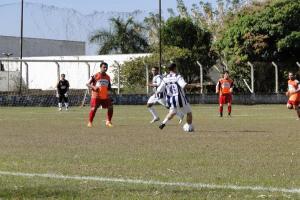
[{"x1": 0, "y1": 54, "x2": 151, "y2": 91}]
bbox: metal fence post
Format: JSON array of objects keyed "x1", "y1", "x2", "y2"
[
  {"x1": 247, "y1": 61, "x2": 255, "y2": 94},
  {"x1": 24, "y1": 62, "x2": 29, "y2": 89},
  {"x1": 146, "y1": 64, "x2": 149, "y2": 95},
  {"x1": 55, "y1": 62, "x2": 60, "y2": 82},
  {"x1": 113, "y1": 60, "x2": 121, "y2": 95},
  {"x1": 271, "y1": 62, "x2": 278, "y2": 94},
  {"x1": 196, "y1": 61, "x2": 203, "y2": 94}
]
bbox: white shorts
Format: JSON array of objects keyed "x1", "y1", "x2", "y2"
[
  {"x1": 169, "y1": 103, "x2": 192, "y2": 115},
  {"x1": 147, "y1": 94, "x2": 165, "y2": 106}
]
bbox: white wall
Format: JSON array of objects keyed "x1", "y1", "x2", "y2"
[
  {"x1": 0, "y1": 71, "x2": 20, "y2": 91},
  {"x1": 1, "y1": 54, "x2": 151, "y2": 90}
]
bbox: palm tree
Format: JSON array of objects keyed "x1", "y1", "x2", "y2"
[{"x1": 90, "y1": 17, "x2": 149, "y2": 54}]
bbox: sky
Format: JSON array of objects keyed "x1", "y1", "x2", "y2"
[{"x1": 1, "y1": 0, "x2": 217, "y2": 14}]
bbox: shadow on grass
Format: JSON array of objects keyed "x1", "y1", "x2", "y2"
[{"x1": 0, "y1": 186, "x2": 80, "y2": 199}]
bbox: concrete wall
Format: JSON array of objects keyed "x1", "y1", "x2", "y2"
[
  {"x1": 0, "y1": 35, "x2": 85, "y2": 57},
  {"x1": 0, "y1": 71, "x2": 20, "y2": 91}
]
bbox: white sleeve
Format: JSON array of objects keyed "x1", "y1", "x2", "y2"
[
  {"x1": 156, "y1": 79, "x2": 165, "y2": 93},
  {"x1": 177, "y1": 75, "x2": 187, "y2": 88},
  {"x1": 156, "y1": 76, "x2": 162, "y2": 86}
]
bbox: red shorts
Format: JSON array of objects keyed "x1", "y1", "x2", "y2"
[
  {"x1": 287, "y1": 100, "x2": 300, "y2": 106},
  {"x1": 219, "y1": 94, "x2": 232, "y2": 104},
  {"x1": 90, "y1": 98, "x2": 112, "y2": 109}
]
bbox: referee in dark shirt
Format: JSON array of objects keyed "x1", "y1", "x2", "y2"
[{"x1": 56, "y1": 74, "x2": 70, "y2": 111}]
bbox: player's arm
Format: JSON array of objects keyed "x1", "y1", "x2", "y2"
[
  {"x1": 86, "y1": 76, "x2": 97, "y2": 91},
  {"x1": 66, "y1": 81, "x2": 70, "y2": 92},
  {"x1": 293, "y1": 82, "x2": 300, "y2": 93},
  {"x1": 216, "y1": 81, "x2": 220, "y2": 94},
  {"x1": 184, "y1": 83, "x2": 202, "y2": 89},
  {"x1": 148, "y1": 83, "x2": 158, "y2": 87},
  {"x1": 156, "y1": 80, "x2": 165, "y2": 94},
  {"x1": 288, "y1": 81, "x2": 300, "y2": 95},
  {"x1": 229, "y1": 81, "x2": 234, "y2": 93}
]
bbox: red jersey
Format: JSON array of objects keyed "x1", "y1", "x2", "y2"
[
  {"x1": 217, "y1": 78, "x2": 233, "y2": 95},
  {"x1": 90, "y1": 72, "x2": 111, "y2": 99},
  {"x1": 288, "y1": 79, "x2": 300, "y2": 101}
]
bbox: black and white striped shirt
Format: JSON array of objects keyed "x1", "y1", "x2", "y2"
[
  {"x1": 156, "y1": 72, "x2": 189, "y2": 108},
  {"x1": 152, "y1": 74, "x2": 165, "y2": 99}
]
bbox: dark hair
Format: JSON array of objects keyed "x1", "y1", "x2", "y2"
[
  {"x1": 61, "y1": 74, "x2": 65, "y2": 77},
  {"x1": 168, "y1": 63, "x2": 176, "y2": 70},
  {"x1": 224, "y1": 70, "x2": 229, "y2": 74},
  {"x1": 100, "y1": 62, "x2": 108, "y2": 68}
]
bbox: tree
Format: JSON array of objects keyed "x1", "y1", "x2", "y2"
[
  {"x1": 161, "y1": 16, "x2": 215, "y2": 83},
  {"x1": 90, "y1": 17, "x2": 149, "y2": 54},
  {"x1": 114, "y1": 46, "x2": 191, "y2": 93},
  {"x1": 217, "y1": 0, "x2": 300, "y2": 92}
]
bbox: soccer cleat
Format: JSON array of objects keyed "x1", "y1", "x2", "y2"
[
  {"x1": 150, "y1": 117, "x2": 160, "y2": 124},
  {"x1": 106, "y1": 121, "x2": 113, "y2": 128},
  {"x1": 65, "y1": 107, "x2": 69, "y2": 111},
  {"x1": 87, "y1": 122, "x2": 93, "y2": 128},
  {"x1": 159, "y1": 123, "x2": 165, "y2": 130},
  {"x1": 220, "y1": 113, "x2": 223, "y2": 117}
]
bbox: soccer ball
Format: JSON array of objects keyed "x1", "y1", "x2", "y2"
[{"x1": 183, "y1": 123, "x2": 194, "y2": 132}]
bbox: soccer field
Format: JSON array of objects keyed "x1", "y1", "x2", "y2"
[{"x1": 0, "y1": 105, "x2": 299, "y2": 199}]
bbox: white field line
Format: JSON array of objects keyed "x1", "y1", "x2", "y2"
[{"x1": 0, "y1": 171, "x2": 299, "y2": 194}]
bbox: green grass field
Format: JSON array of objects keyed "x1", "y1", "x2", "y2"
[{"x1": 0, "y1": 105, "x2": 299, "y2": 199}]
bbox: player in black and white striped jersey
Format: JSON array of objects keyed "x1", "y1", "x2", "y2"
[
  {"x1": 156, "y1": 63, "x2": 201, "y2": 131},
  {"x1": 147, "y1": 67, "x2": 184, "y2": 124}
]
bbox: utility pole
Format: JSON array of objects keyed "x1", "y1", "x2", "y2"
[
  {"x1": 19, "y1": 0, "x2": 24, "y2": 94},
  {"x1": 159, "y1": 0, "x2": 162, "y2": 73}
]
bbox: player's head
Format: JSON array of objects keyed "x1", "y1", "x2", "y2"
[
  {"x1": 167, "y1": 63, "x2": 177, "y2": 72},
  {"x1": 288, "y1": 72, "x2": 295, "y2": 80},
  {"x1": 100, "y1": 62, "x2": 108, "y2": 73},
  {"x1": 60, "y1": 74, "x2": 65, "y2": 80},
  {"x1": 223, "y1": 70, "x2": 229, "y2": 79},
  {"x1": 151, "y1": 67, "x2": 159, "y2": 75}
]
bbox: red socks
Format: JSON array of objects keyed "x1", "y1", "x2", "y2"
[{"x1": 107, "y1": 108, "x2": 113, "y2": 122}]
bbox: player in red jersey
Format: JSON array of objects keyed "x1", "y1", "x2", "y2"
[
  {"x1": 86, "y1": 62, "x2": 113, "y2": 127},
  {"x1": 286, "y1": 72, "x2": 300, "y2": 120},
  {"x1": 216, "y1": 71, "x2": 234, "y2": 117}
]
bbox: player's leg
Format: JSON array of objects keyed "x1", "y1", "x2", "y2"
[
  {"x1": 287, "y1": 100, "x2": 293, "y2": 109},
  {"x1": 58, "y1": 94, "x2": 63, "y2": 111},
  {"x1": 159, "y1": 98, "x2": 183, "y2": 123},
  {"x1": 294, "y1": 101, "x2": 300, "y2": 120},
  {"x1": 227, "y1": 94, "x2": 232, "y2": 116},
  {"x1": 159, "y1": 108, "x2": 177, "y2": 129},
  {"x1": 219, "y1": 95, "x2": 224, "y2": 117},
  {"x1": 105, "y1": 99, "x2": 114, "y2": 127},
  {"x1": 63, "y1": 94, "x2": 69, "y2": 110},
  {"x1": 88, "y1": 98, "x2": 99, "y2": 127},
  {"x1": 176, "y1": 110, "x2": 184, "y2": 124},
  {"x1": 184, "y1": 104, "x2": 193, "y2": 124},
  {"x1": 147, "y1": 95, "x2": 159, "y2": 123},
  {"x1": 183, "y1": 104, "x2": 194, "y2": 131}
]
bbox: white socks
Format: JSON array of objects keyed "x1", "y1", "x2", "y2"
[{"x1": 148, "y1": 107, "x2": 158, "y2": 119}]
